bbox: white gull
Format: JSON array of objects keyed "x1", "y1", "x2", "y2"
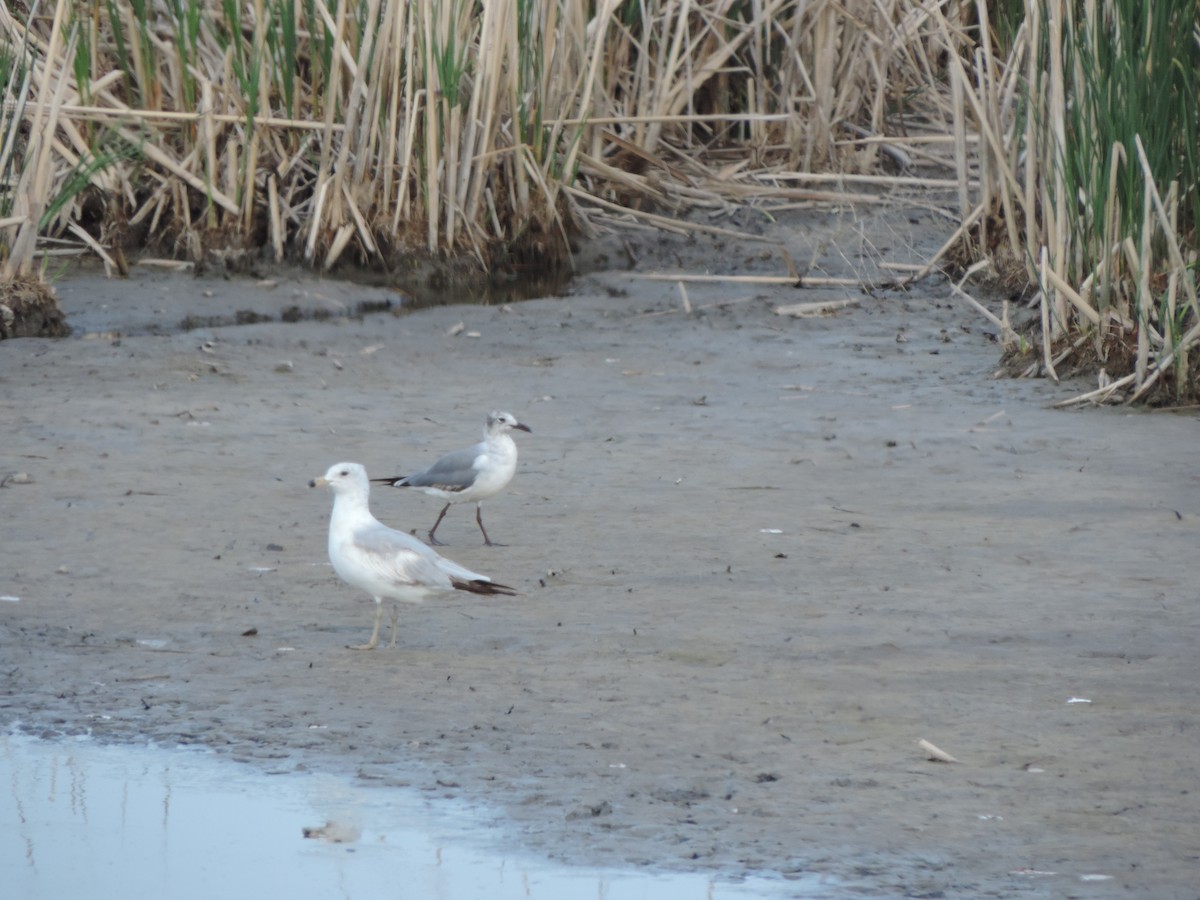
[{"x1": 310, "y1": 462, "x2": 516, "y2": 650}]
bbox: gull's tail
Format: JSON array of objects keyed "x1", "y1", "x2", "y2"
[{"x1": 452, "y1": 578, "x2": 517, "y2": 596}]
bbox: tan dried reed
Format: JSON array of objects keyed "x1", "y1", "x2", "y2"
[{"x1": 1, "y1": 0, "x2": 964, "y2": 278}]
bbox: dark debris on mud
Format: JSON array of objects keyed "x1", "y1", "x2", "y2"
[{"x1": 0, "y1": 278, "x2": 70, "y2": 339}]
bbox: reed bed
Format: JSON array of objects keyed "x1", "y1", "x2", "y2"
[
  {"x1": 0, "y1": 0, "x2": 961, "y2": 278},
  {"x1": 942, "y1": 0, "x2": 1200, "y2": 403},
  {"x1": 1, "y1": 0, "x2": 1197, "y2": 403}
]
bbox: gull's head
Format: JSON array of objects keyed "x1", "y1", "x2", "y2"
[
  {"x1": 309, "y1": 462, "x2": 369, "y2": 494},
  {"x1": 487, "y1": 411, "x2": 532, "y2": 436}
]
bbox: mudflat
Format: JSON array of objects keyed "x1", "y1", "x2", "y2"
[{"x1": 3, "y1": 212, "x2": 1198, "y2": 898}]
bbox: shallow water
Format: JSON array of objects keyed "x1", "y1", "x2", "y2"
[{"x1": 1, "y1": 732, "x2": 837, "y2": 900}]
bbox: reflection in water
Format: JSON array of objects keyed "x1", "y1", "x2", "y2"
[{"x1": 2, "y1": 732, "x2": 836, "y2": 900}]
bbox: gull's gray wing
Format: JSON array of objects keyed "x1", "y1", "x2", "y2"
[
  {"x1": 352, "y1": 522, "x2": 457, "y2": 590},
  {"x1": 431, "y1": 552, "x2": 493, "y2": 584},
  {"x1": 400, "y1": 441, "x2": 487, "y2": 492}
]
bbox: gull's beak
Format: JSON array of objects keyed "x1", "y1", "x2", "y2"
[
  {"x1": 514, "y1": 422, "x2": 532, "y2": 433},
  {"x1": 309, "y1": 476, "x2": 328, "y2": 488}
]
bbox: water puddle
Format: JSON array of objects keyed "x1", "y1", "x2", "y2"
[
  {"x1": 53, "y1": 261, "x2": 577, "y2": 338},
  {"x1": 2, "y1": 731, "x2": 838, "y2": 899}
]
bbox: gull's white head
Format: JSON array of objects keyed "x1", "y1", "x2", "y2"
[
  {"x1": 309, "y1": 461, "x2": 369, "y2": 494},
  {"x1": 486, "y1": 411, "x2": 532, "y2": 437}
]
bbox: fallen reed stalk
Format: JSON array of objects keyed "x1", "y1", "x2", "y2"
[{"x1": 635, "y1": 273, "x2": 870, "y2": 288}]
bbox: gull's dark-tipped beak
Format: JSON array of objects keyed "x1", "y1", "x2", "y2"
[
  {"x1": 309, "y1": 476, "x2": 328, "y2": 488},
  {"x1": 514, "y1": 422, "x2": 532, "y2": 433}
]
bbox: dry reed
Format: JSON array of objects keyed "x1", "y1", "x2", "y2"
[
  {"x1": 0, "y1": 0, "x2": 963, "y2": 279},
  {"x1": 935, "y1": 0, "x2": 1200, "y2": 403},
  {"x1": 3, "y1": 0, "x2": 1197, "y2": 406}
]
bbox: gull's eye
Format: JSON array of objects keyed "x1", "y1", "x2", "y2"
[{"x1": 339, "y1": 469, "x2": 349, "y2": 476}]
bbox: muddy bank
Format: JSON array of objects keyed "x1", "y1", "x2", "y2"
[{"x1": 2, "y1": 209, "x2": 1198, "y2": 898}]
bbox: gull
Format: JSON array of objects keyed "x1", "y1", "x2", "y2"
[
  {"x1": 310, "y1": 462, "x2": 516, "y2": 650},
  {"x1": 372, "y1": 411, "x2": 531, "y2": 546}
]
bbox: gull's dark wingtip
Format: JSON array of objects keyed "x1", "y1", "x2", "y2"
[{"x1": 454, "y1": 578, "x2": 518, "y2": 597}]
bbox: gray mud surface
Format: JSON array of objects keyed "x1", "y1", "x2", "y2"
[{"x1": 3, "y1": 210, "x2": 1198, "y2": 897}]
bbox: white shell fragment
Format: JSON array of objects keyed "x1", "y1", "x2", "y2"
[{"x1": 917, "y1": 738, "x2": 961, "y2": 764}]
